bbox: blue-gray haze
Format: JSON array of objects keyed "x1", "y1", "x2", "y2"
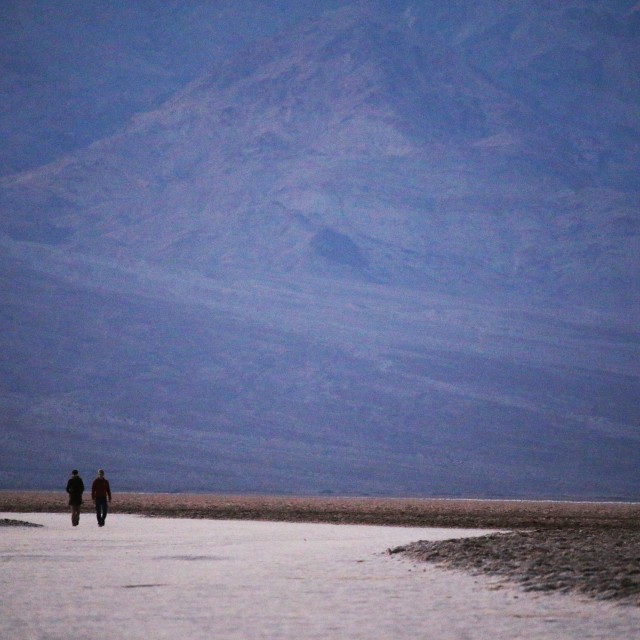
[{"x1": 1, "y1": 1, "x2": 639, "y2": 498}]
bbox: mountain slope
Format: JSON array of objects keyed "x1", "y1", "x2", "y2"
[
  {"x1": 2, "y1": 3, "x2": 638, "y2": 301},
  {"x1": 2, "y1": 238, "x2": 639, "y2": 496},
  {"x1": 0, "y1": 0, "x2": 346, "y2": 175},
  {"x1": 1, "y1": 1, "x2": 639, "y2": 497}
]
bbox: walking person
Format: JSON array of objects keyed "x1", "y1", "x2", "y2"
[
  {"x1": 66, "y1": 470, "x2": 84, "y2": 526},
  {"x1": 91, "y1": 469, "x2": 112, "y2": 527}
]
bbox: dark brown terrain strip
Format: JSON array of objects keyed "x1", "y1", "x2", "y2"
[{"x1": 1, "y1": 491, "x2": 638, "y2": 529}]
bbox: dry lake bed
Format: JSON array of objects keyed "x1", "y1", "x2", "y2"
[{"x1": 1, "y1": 494, "x2": 639, "y2": 639}]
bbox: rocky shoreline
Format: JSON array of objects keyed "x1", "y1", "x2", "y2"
[{"x1": 391, "y1": 528, "x2": 640, "y2": 606}]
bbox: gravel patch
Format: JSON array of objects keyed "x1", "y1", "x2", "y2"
[
  {"x1": 391, "y1": 528, "x2": 640, "y2": 605},
  {"x1": 0, "y1": 518, "x2": 43, "y2": 528},
  {"x1": 2, "y1": 491, "x2": 639, "y2": 529}
]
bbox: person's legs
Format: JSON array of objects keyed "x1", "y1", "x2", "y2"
[
  {"x1": 95, "y1": 498, "x2": 108, "y2": 525},
  {"x1": 71, "y1": 505, "x2": 80, "y2": 526}
]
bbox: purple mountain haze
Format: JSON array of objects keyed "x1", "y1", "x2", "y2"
[{"x1": 1, "y1": 1, "x2": 639, "y2": 497}]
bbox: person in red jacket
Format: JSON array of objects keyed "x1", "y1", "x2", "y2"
[{"x1": 91, "y1": 469, "x2": 112, "y2": 527}]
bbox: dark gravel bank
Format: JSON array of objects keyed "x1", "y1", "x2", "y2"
[
  {"x1": 391, "y1": 528, "x2": 640, "y2": 605},
  {"x1": 1, "y1": 491, "x2": 639, "y2": 529},
  {"x1": 0, "y1": 518, "x2": 43, "y2": 527}
]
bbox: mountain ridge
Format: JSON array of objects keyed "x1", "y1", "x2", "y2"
[
  {"x1": 3, "y1": 3, "x2": 638, "y2": 303},
  {"x1": 1, "y1": 1, "x2": 639, "y2": 497}
]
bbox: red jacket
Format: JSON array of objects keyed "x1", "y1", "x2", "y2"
[{"x1": 92, "y1": 477, "x2": 111, "y2": 500}]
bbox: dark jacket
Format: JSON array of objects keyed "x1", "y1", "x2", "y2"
[
  {"x1": 92, "y1": 477, "x2": 111, "y2": 501},
  {"x1": 66, "y1": 476, "x2": 85, "y2": 506}
]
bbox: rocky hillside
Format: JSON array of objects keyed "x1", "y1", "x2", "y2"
[
  {"x1": 2, "y1": 2, "x2": 639, "y2": 299},
  {"x1": 0, "y1": 1, "x2": 638, "y2": 497}
]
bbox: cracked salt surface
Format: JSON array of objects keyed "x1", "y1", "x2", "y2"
[{"x1": 1, "y1": 513, "x2": 639, "y2": 640}]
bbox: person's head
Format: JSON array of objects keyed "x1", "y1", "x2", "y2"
[
  {"x1": 71, "y1": 470, "x2": 78, "y2": 476},
  {"x1": 98, "y1": 469, "x2": 104, "y2": 477}
]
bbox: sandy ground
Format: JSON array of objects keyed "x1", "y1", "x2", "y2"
[{"x1": 2, "y1": 513, "x2": 640, "y2": 640}]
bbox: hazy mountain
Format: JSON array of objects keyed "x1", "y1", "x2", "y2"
[
  {"x1": 0, "y1": 0, "x2": 345, "y2": 175},
  {"x1": 3, "y1": 2, "x2": 639, "y2": 299},
  {"x1": 1, "y1": 1, "x2": 639, "y2": 497}
]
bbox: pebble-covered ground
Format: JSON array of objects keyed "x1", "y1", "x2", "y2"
[
  {"x1": 390, "y1": 528, "x2": 640, "y2": 605},
  {"x1": 1, "y1": 491, "x2": 639, "y2": 528},
  {"x1": 0, "y1": 518, "x2": 42, "y2": 527}
]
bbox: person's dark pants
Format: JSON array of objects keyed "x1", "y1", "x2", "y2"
[{"x1": 95, "y1": 498, "x2": 108, "y2": 525}]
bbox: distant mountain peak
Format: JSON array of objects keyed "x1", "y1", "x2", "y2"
[{"x1": 1, "y1": 1, "x2": 638, "y2": 300}]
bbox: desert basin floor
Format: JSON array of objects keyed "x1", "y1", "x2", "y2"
[{"x1": 1, "y1": 513, "x2": 639, "y2": 640}]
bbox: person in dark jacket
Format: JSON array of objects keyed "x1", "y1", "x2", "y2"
[
  {"x1": 66, "y1": 469, "x2": 85, "y2": 526},
  {"x1": 91, "y1": 469, "x2": 112, "y2": 527}
]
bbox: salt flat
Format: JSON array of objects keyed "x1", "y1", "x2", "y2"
[{"x1": 1, "y1": 513, "x2": 639, "y2": 640}]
